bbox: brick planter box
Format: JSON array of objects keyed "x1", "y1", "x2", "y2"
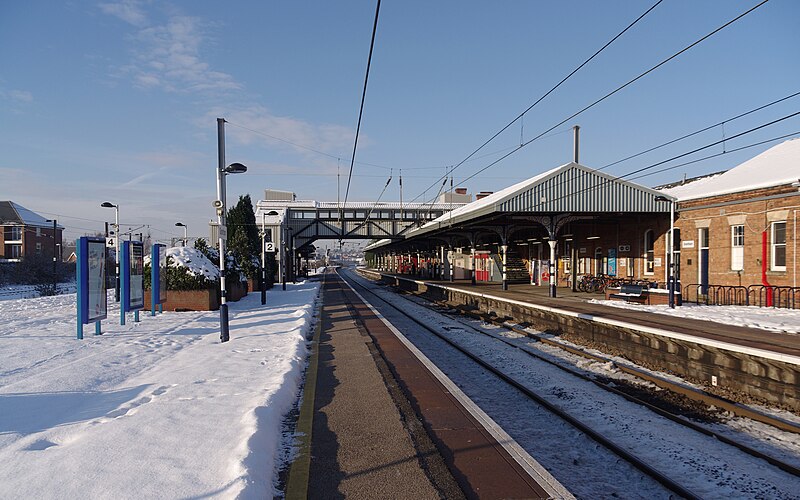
[{"x1": 145, "y1": 282, "x2": 248, "y2": 312}]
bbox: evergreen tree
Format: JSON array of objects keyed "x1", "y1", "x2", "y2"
[{"x1": 226, "y1": 194, "x2": 259, "y2": 279}]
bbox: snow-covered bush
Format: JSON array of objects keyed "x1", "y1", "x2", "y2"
[{"x1": 144, "y1": 247, "x2": 219, "y2": 291}]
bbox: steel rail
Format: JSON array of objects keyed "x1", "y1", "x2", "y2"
[
  {"x1": 429, "y1": 302, "x2": 800, "y2": 478},
  {"x1": 340, "y1": 267, "x2": 702, "y2": 500}
]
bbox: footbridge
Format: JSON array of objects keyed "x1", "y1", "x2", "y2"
[{"x1": 254, "y1": 192, "x2": 467, "y2": 281}]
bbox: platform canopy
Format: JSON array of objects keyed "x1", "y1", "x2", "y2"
[{"x1": 367, "y1": 161, "x2": 673, "y2": 250}]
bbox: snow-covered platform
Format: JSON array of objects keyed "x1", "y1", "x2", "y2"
[
  {"x1": 363, "y1": 270, "x2": 800, "y2": 412},
  {"x1": 0, "y1": 283, "x2": 320, "y2": 498}
]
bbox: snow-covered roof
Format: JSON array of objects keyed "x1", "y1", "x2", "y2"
[
  {"x1": 418, "y1": 165, "x2": 562, "y2": 230},
  {"x1": 403, "y1": 162, "x2": 671, "y2": 240},
  {"x1": 0, "y1": 201, "x2": 59, "y2": 228},
  {"x1": 659, "y1": 138, "x2": 800, "y2": 201}
]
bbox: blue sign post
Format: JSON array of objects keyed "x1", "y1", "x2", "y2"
[
  {"x1": 76, "y1": 237, "x2": 107, "y2": 339},
  {"x1": 121, "y1": 241, "x2": 145, "y2": 325},
  {"x1": 151, "y1": 244, "x2": 167, "y2": 316}
]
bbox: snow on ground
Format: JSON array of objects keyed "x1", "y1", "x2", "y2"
[
  {"x1": 0, "y1": 283, "x2": 76, "y2": 301},
  {"x1": 0, "y1": 282, "x2": 319, "y2": 499},
  {"x1": 590, "y1": 299, "x2": 800, "y2": 334}
]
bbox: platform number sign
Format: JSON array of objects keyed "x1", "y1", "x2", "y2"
[{"x1": 264, "y1": 241, "x2": 276, "y2": 253}]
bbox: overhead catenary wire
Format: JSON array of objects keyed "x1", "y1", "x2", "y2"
[
  {"x1": 538, "y1": 110, "x2": 800, "y2": 208},
  {"x1": 597, "y1": 89, "x2": 800, "y2": 172},
  {"x1": 410, "y1": 0, "x2": 665, "y2": 203},
  {"x1": 515, "y1": 89, "x2": 800, "y2": 206},
  {"x1": 343, "y1": 0, "x2": 382, "y2": 207},
  {"x1": 627, "y1": 130, "x2": 800, "y2": 182},
  {"x1": 447, "y1": 0, "x2": 770, "y2": 192}
]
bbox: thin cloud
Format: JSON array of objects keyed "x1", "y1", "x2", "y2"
[
  {"x1": 206, "y1": 106, "x2": 359, "y2": 161},
  {"x1": 98, "y1": 0, "x2": 148, "y2": 27},
  {"x1": 106, "y1": 7, "x2": 240, "y2": 94},
  {"x1": 0, "y1": 89, "x2": 33, "y2": 103}
]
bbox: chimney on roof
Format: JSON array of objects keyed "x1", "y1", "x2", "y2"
[
  {"x1": 476, "y1": 191, "x2": 493, "y2": 200},
  {"x1": 573, "y1": 125, "x2": 580, "y2": 164},
  {"x1": 455, "y1": 187, "x2": 467, "y2": 195}
]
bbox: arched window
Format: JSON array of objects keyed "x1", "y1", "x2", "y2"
[{"x1": 644, "y1": 229, "x2": 655, "y2": 275}]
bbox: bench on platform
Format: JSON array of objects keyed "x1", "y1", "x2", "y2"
[{"x1": 608, "y1": 284, "x2": 649, "y2": 304}]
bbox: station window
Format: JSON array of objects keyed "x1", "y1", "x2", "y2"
[
  {"x1": 731, "y1": 225, "x2": 744, "y2": 271},
  {"x1": 771, "y1": 221, "x2": 786, "y2": 271},
  {"x1": 644, "y1": 229, "x2": 655, "y2": 275}
]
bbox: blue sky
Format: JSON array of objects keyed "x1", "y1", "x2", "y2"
[{"x1": 1, "y1": 1, "x2": 798, "y2": 244}]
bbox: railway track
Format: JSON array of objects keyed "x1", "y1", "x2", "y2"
[{"x1": 341, "y1": 267, "x2": 800, "y2": 498}]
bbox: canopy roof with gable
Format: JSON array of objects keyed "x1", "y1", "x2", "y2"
[{"x1": 366, "y1": 162, "x2": 672, "y2": 251}]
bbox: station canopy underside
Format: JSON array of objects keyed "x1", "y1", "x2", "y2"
[{"x1": 367, "y1": 162, "x2": 674, "y2": 252}]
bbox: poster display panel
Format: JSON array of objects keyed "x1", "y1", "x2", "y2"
[
  {"x1": 81, "y1": 237, "x2": 108, "y2": 323},
  {"x1": 158, "y1": 245, "x2": 167, "y2": 303},
  {"x1": 129, "y1": 242, "x2": 144, "y2": 310},
  {"x1": 607, "y1": 248, "x2": 617, "y2": 277}
]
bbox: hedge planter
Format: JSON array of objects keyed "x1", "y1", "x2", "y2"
[{"x1": 144, "y1": 282, "x2": 248, "y2": 312}]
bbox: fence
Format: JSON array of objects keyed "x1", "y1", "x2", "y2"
[{"x1": 682, "y1": 283, "x2": 800, "y2": 309}]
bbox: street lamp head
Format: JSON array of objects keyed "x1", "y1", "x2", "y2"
[
  {"x1": 175, "y1": 222, "x2": 186, "y2": 227},
  {"x1": 101, "y1": 202, "x2": 117, "y2": 208},
  {"x1": 224, "y1": 162, "x2": 247, "y2": 174}
]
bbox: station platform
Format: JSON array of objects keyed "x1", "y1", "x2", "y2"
[
  {"x1": 397, "y1": 276, "x2": 800, "y2": 357},
  {"x1": 288, "y1": 270, "x2": 565, "y2": 499},
  {"x1": 364, "y1": 270, "x2": 800, "y2": 412}
]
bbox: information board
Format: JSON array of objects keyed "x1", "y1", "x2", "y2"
[
  {"x1": 130, "y1": 242, "x2": 144, "y2": 310},
  {"x1": 607, "y1": 248, "x2": 617, "y2": 276},
  {"x1": 158, "y1": 245, "x2": 167, "y2": 303},
  {"x1": 79, "y1": 237, "x2": 108, "y2": 323}
]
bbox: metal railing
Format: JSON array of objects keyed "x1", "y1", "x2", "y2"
[{"x1": 683, "y1": 283, "x2": 800, "y2": 309}]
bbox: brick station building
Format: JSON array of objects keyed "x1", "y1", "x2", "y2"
[
  {"x1": 367, "y1": 139, "x2": 799, "y2": 306},
  {"x1": 658, "y1": 138, "x2": 800, "y2": 299}
]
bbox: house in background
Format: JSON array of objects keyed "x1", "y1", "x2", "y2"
[
  {"x1": 658, "y1": 138, "x2": 800, "y2": 295},
  {"x1": 0, "y1": 201, "x2": 63, "y2": 262}
]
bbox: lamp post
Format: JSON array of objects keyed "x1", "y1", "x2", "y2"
[
  {"x1": 175, "y1": 222, "x2": 188, "y2": 246},
  {"x1": 260, "y1": 212, "x2": 266, "y2": 305},
  {"x1": 46, "y1": 219, "x2": 58, "y2": 292},
  {"x1": 101, "y1": 202, "x2": 120, "y2": 302},
  {"x1": 655, "y1": 195, "x2": 676, "y2": 308},
  {"x1": 216, "y1": 117, "x2": 247, "y2": 343}
]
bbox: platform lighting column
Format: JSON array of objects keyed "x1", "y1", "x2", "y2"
[
  {"x1": 548, "y1": 240, "x2": 557, "y2": 298},
  {"x1": 501, "y1": 242, "x2": 508, "y2": 291},
  {"x1": 101, "y1": 202, "x2": 120, "y2": 302},
  {"x1": 668, "y1": 198, "x2": 676, "y2": 308},
  {"x1": 656, "y1": 195, "x2": 676, "y2": 308},
  {"x1": 471, "y1": 245, "x2": 476, "y2": 285},
  {"x1": 46, "y1": 219, "x2": 58, "y2": 292},
  {"x1": 448, "y1": 246, "x2": 455, "y2": 282},
  {"x1": 175, "y1": 222, "x2": 188, "y2": 246},
  {"x1": 261, "y1": 212, "x2": 266, "y2": 305},
  {"x1": 215, "y1": 117, "x2": 248, "y2": 343}
]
